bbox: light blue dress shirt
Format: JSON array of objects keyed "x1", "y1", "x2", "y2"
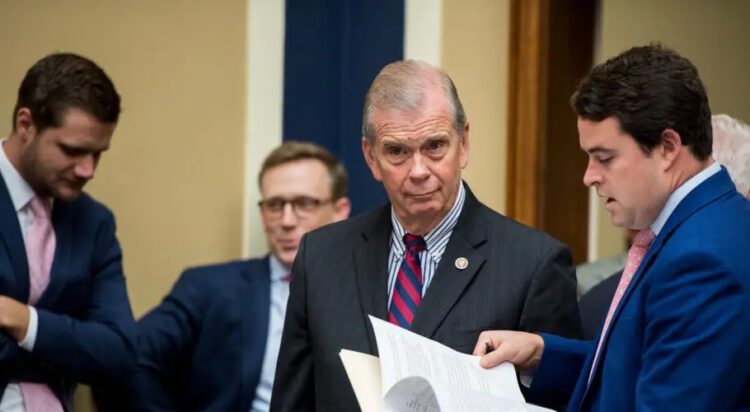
[{"x1": 250, "y1": 255, "x2": 290, "y2": 412}]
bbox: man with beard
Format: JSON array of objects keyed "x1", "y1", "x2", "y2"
[{"x1": 0, "y1": 53, "x2": 135, "y2": 411}]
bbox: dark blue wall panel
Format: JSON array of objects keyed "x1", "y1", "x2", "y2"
[{"x1": 284, "y1": 0, "x2": 404, "y2": 215}]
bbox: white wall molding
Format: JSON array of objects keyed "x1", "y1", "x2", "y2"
[
  {"x1": 243, "y1": 0, "x2": 285, "y2": 257},
  {"x1": 404, "y1": 0, "x2": 443, "y2": 65}
]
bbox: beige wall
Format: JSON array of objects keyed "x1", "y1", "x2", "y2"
[
  {"x1": 0, "y1": 2, "x2": 246, "y2": 411},
  {"x1": 442, "y1": 0, "x2": 510, "y2": 214},
  {"x1": 0, "y1": 1, "x2": 248, "y2": 318},
  {"x1": 594, "y1": 0, "x2": 750, "y2": 259}
]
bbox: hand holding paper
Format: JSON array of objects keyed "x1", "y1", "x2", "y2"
[
  {"x1": 472, "y1": 330, "x2": 545, "y2": 370},
  {"x1": 339, "y1": 316, "x2": 553, "y2": 411}
]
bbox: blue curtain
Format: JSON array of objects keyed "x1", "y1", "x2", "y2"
[{"x1": 284, "y1": 0, "x2": 404, "y2": 215}]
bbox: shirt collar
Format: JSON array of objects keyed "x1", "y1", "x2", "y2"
[
  {"x1": 268, "y1": 254, "x2": 290, "y2": 282},
  {"x1": 0, "y1": 139, "x2": 36, "y2": 212},
  {"x1": 650, "y1": 161, "x2": 721, "y2": 236},
  {"x1": 390, "y1": 181, "x2": 466, "y2": 256}
]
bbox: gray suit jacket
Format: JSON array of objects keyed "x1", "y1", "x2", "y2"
[{"x1": 271, "y1": 187, "x2": 581, "y2": 411}]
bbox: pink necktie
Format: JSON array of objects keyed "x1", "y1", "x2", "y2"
[
  {"x1": 25, "y1": 196, "x2": 56, "y2": 305},
  {"x1": 21, "y1": 196, "x2": 63, "y2": 412},
  {"x1": 588, "y1": 228, "x2": 655, "y2": 384}
]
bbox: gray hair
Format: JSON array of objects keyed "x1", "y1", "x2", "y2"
[
  {"x1": 712, "y1": 114, "x2": 750, "y2": 196},
  {"x1": 361, "y1": 60, "x2": 466, "y2": 142}
]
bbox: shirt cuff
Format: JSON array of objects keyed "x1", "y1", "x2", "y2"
[{"x1": 18, "y1": 306, "x2": 38, "y2": 351}]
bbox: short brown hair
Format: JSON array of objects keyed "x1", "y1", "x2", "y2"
[
  {"x1": 572, "y1": 44, "x2": 712, "y2": 160},
  {"x1": 13, "y1": 52, "x2": 120, "y2": 133},
  {"x1": 258, "y1": 141, "x2": 348, "y2": 200}
]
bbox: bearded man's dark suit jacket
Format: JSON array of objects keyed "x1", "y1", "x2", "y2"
[
  {"x1": 0, "y1": 177, "x2": 136, "y2": 411},
  {"x1": 270, "y1": 186, "x2": 582, "y2": 411}
]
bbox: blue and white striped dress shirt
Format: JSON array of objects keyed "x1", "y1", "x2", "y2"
[{"x1": 387, "y1": 182, "x2": 466, "y2": 305}]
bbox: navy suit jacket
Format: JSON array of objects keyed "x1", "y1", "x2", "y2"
[
  {"x1": 530, "y1": 168, "x2": 750, "y2": 411},
  {"x1": 0, "y1": 177, "x2": 136, "y2": 410},
  {"x1": 130, "y1": 258, "x2": 271, "y2": 412}
]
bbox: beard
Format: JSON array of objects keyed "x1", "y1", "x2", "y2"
[{"x1": 19, "y1": 144, "x2": 83, "y2": 201}]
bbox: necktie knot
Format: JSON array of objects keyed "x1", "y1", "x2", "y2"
[
  {"x1": 403, "y1": 234, "x2": 426, "y2": 254},
  {"x1": 28, "y1": 196, "x2": 51, "y2": 219},
  {"x1": 633, "y1": 228, "x2": 655, "y2": 249}
]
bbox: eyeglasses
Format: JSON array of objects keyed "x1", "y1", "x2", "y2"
[{"x1": 258, "y1": 196, "x2": 332, "y2": 218}]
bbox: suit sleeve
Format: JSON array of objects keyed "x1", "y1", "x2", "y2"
[
  {"x1": 518, "y1": 243, "x2": 583, "y2": 339},
  {"x1": 527, "y1": 334, "x2": 593, "y2": 408},
  {"x1": 270, "y1": 235, "x2": 315, "y2": 411},
  {"x1": 635, "y1": 252, "x2": 749, "y2": 410},
  {"x1": 129, "y1": 269, "x2": 211, "y2": 412},
  {"x1": 31, "y1": 210, "x2": 136, "y2": 383}
]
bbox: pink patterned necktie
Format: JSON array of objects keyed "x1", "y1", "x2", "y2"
[
  {"x1": 25, "y1": 196, "x2": 56, "y2": 305},
  {"x1": 21, "y1": 196, "x2": 63, "y2": 412},
  {"x1": 588, "y1": 228, "x2": 655, "y2": 384}
]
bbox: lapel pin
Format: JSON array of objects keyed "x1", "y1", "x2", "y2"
[{"x1": 454, "y1": 257, "x2": 468, "y2": 270}]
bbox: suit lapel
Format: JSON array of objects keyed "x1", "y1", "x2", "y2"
[
  {"x1": 583, "y1": 168, "x2": 737, "y2": 396},
  {"x1": 239, "y1": 257, "x2": 271, "y2": 410},
  {"x1": 353, "y1": 206, "x2": 391, "y2": 352},
  {"x1": 0, "y1": 176, "x2": 29, "y2": 301},
  {"x1": 410, "y1": 189, "x2": 487, "y2": 339}
]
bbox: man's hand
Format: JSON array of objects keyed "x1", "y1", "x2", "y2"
[
  {"x1": 0, "y1": 296, "x2": 30, "y2": 342},
  {"x1": 473, "y1": 330, "x2": 545, "y2": 371}
]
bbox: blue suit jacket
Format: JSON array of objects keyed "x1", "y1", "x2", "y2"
[
  {"x1": 0, "y1": 177, "x2": 136, "y2": 410},
  {"x1": 130, "y1": 257, "x2": 271, "y2": 412},
  {"x1": 530, "y1": 168, "x2": 750, "y2": 411}
]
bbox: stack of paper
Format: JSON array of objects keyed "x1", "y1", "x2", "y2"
[{"x1": 340, "y1": 316, "x2": 553, "y2": 412}]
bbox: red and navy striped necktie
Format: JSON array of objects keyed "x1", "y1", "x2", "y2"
[{"x1": 388, "y1": 234, "x2": 426, "y2": 328}]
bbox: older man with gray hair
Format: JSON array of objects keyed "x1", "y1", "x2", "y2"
[{"x1": 271, "y1": 60, "x2": 581, "y2": 411}]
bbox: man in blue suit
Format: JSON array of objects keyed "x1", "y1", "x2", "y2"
[
  {"x1": 474, "y1": 45, "x2": 750, "y2": 411},
  {"x1": 0, "y1": 53, "x2": 136, "y2": 411},
  {"x1": 578, "y1": 114, "x2": 750, "y2": 340},
  {"x1": 128, "y1": 142, "x2": 351, "y2": 411}
]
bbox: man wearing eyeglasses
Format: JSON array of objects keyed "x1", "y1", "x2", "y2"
[{"x1": 115, "y1": 142, "x2": 350, "y2": 411}]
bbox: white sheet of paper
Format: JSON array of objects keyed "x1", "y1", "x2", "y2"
[
  {"x1": 369, "y1": 316, "x2": 526, "y2": 403},
  {"x1": 339, "y1": 349, "x2": 384, "y2": 412}
]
